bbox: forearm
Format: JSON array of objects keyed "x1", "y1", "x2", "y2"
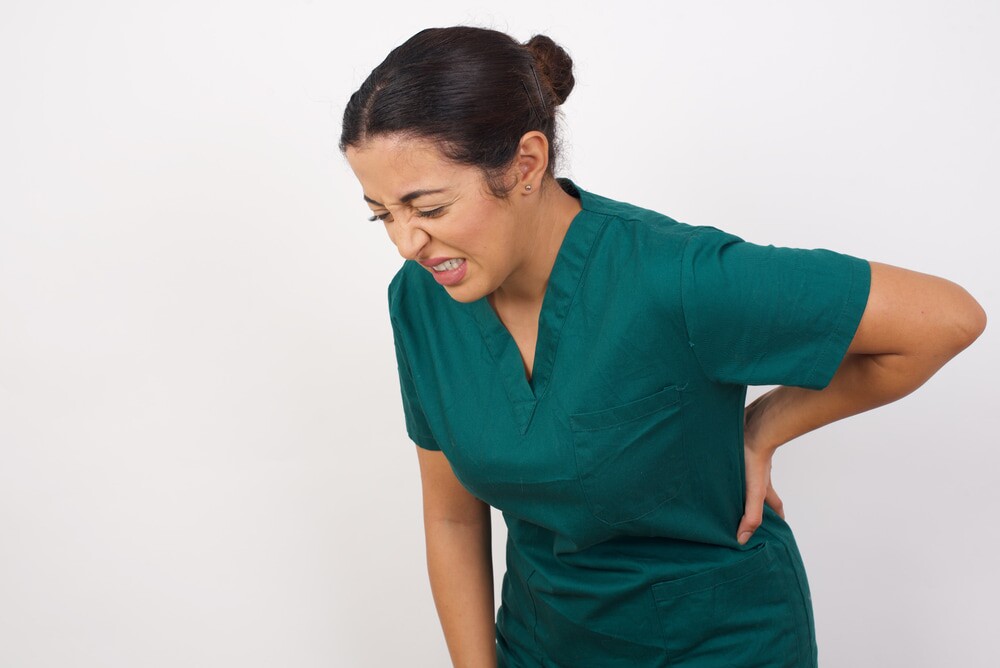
[
  {"x1": 425, "y1": 515, "x2": 496, "y2": 668},
  {"x1": 734, "y1": 262, "x2": 985, "y2": 545},
  {"x1": 745, "y1": 346, "x2": 964, "y2": 449}
]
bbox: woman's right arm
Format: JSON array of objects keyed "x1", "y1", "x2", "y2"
[{"x1": 416, "y1": 446, "x2": 497, "y2": 668}]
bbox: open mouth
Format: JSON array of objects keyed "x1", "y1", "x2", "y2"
[
  {"x1": 428, "y1": 257, "x2": 468, "y2": 286},
  {"x1": 432, "y1": 258, "x2": 466, "y2": 271}
]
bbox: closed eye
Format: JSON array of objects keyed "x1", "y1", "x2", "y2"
[
  {"x1": 417, "y1": 206, "x2": 447, "y2": 219},
  {"x1": 368, "y1": 206, "x2": 448, "y2": 223}
]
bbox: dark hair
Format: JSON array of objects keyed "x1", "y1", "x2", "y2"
[{"x1": 339, "y1": 26, "x2": 575, "y2": 198}]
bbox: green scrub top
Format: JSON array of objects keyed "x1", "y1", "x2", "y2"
[{"x1": 388, "y1": 178, "x2": 871, "y2": 667}]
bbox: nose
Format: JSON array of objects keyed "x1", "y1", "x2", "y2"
[{"x1": 393, "y1": 215, "x2": 431, "y2": 261}]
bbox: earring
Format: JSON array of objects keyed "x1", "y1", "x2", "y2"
[{"x1": 525, "y1": 184, "x2": 532, "y2": 191}]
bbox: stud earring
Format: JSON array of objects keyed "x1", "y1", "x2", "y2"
[{"x1": 525, "y1": 184, "x2": 532, "y2": 191}]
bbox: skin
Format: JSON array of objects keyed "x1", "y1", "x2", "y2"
[
  {"x1": 346, "y1": 130, "x2": 987, "y2": 664},
  {"x1": 738, "y1": 259, "x2": 986, "y2": 543},
  {"x1": 346, "y1": 131, "x2": 583, "y2": 379},
  {"x1": 346, "y1": 131, "x2": 581, "y2": 667}
]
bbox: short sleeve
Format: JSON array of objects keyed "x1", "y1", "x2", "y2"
[
  {"x1": 680, "y1": 226, "x2": 871, "y2": 389},
  {"x1": 390, "y1": 317, "x2": 442, "y2": 451}
]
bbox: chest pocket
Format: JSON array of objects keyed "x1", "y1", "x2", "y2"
[{"x1": 569, "y1": 385, "x2": 688, "y2": 525}]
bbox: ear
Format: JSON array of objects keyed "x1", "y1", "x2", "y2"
[{"x1": 512, "y1": 131, "x2": 549, "y2": 191}]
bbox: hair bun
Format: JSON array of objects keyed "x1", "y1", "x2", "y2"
[{"x1": 524, "y1": 34, "x2": 575, "y2": 106}]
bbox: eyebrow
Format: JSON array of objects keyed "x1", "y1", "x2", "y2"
[{"x1": 363, "y1": 189, "x2": 447, "y2": 207}]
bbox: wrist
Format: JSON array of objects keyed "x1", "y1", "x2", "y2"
[{"x1": 743, "y1": 390, "x2": 784, "y2": 452}]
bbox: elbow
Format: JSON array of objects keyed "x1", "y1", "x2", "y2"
[{"x1": 949, "y1": 289, "x2": 987, "y2": 352}]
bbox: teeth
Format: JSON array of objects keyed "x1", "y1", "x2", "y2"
[{"x1": 432, "y1": 258, "x2": 464, "y2": 271}]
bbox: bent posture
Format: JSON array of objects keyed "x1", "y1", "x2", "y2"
[{"x1": 340, "y1": 25, "x2": 986, "y2": 668}]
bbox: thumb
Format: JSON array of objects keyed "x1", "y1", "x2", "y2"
[{"x1": 737, "y1": 477, "x2": 767, "y2": 545}]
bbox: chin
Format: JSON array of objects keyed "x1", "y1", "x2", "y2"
[{"x1": 441, "y1": 282, "x2": 486, "y2": 304}]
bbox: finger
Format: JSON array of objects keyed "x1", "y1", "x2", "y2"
[{"x1": 737, "y1": 473, "x2": 768, "y2": 545}]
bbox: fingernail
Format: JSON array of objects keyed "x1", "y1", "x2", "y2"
[{"x1": 738, "y1": 531, "x2": 752, "y2": 544}]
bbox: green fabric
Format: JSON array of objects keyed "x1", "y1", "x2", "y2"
[{"x1": 388, "y1": 178, "x2": 871, "y2": 667}]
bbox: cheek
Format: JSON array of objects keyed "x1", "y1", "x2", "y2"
[
  {"x1": 462, "y1": 234, "x2": 500, "y2": 268},
  {"x1": 462, "y1": 210, "x2": 511, "y2": 256}
]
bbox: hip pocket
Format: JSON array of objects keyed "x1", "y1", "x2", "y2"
[
  {"x1": 651, "y1": 541, "x2": 812, "y2": 666},
  {"x1": 569, "y1": 385, "x2": 687, "y2": 525}
]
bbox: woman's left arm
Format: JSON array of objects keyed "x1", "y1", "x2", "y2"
[{"x1": 737, "y1": 260, "x2": 987, "y2": 544}]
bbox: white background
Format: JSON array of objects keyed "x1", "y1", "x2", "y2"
[{"x1": 1, "y1": 1, "x2": 997, "y2": 666}]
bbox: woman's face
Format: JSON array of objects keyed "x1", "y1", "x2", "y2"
[{"x1": 345, "y1": 134, "x2": 527, "y2": 304}]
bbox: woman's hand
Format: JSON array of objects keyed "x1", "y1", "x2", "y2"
[
  {"x1": 737, "y1": 398, "x2": 785, "y2": 545},
  {"x1": 732, "y1": 262, "x2": 987, "y2": 547}
]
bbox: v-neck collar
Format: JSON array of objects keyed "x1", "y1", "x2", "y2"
[{"x1": 469, "y1": 177, "x2": 608, "y2": 435}]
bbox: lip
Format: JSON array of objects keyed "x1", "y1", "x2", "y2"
[
  {"x1": 427, "y1": 257, "x2": 468, "y2": 286},
  {"x1": 418, "y1": 257, "x2": 458, "y2": 268}
]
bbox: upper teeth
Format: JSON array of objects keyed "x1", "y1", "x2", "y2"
[{"x1": 433, "y1": 258, "x2": 464, "y2": 271}]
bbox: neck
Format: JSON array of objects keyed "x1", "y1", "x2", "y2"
[{"x1": 491, "y1": 179, "x2": 583, "y2": 309}]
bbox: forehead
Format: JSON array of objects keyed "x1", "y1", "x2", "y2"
[{"x1": 346, "y1": 135, "x2": 473, "y2": 205}]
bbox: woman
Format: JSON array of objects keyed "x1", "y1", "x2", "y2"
[{"x1": 339, "y1": 26, "x2": 986, "y2": 668}]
